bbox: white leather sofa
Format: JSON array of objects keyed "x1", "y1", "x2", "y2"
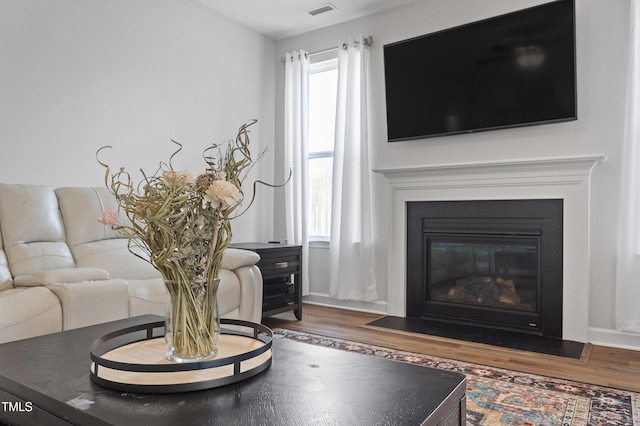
[{"x1": 0, "y1": 184, "x2": 263, "y2": 344}]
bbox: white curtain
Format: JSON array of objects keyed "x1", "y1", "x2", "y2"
[
  {"x1": 616, "y1": 1, "x2": 640, "y2": 334},
  {"x1": 284, "y1": 51, "x2": 310, "y2": 295},
  {"x1": 329, "y1": 36, "x2": 377, "y2": 301}
]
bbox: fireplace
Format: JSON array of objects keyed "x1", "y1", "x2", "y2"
[
  {"x1": 375, "y1": 155, "x2": 605, "y2": 343},
  {"x1": 407, "y1": 199, "x2": 563, "y2": 338}
]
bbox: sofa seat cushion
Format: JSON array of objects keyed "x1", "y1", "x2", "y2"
[{"x1": 0, "y1": 287, "x2": 62, "y2": 343}]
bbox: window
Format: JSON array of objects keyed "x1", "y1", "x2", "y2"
[{"x1": 308, "y1": 57, "x2": 338, "y2": 240}]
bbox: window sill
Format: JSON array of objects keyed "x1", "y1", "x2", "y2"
[{"x1": 309, "y1": 240, "x2": 330, "y2": 249}]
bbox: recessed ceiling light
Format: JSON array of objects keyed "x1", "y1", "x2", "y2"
[{"x1": 307, "y1": 3, "x2": 337, "y2": 16}]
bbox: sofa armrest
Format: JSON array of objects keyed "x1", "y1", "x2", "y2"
[
  {"x1": 0, "y1": 287, "x2": 62, "y2": 343},
  {"x1": 235, "y1": 265, "x2": 263, "y2": 324},
  {"x1": 14, "y1": 267, "x2": 110, "y2": 287},
  {"x1": 47, "y1": 279, "x2": 129, "y2": 330},
  {"x1": 222, "y1": 249, "x2": 260, "y2": 270}
]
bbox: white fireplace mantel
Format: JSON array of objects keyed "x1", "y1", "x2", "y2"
[{"x1": 374, "y1": 154, "x2": 606, "y2": 343}]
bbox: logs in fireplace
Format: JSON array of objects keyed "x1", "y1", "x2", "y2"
[{"x1": 406, "y1": 199, "x2": 563, "y2": 338}]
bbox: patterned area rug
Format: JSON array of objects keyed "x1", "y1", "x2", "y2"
[{"x1": 275, "y1": 329, "x2": 640, "y2": 426}]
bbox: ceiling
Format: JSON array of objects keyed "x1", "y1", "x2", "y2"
[{"x1": 195, "y1": 0, "x2": 418, "y2": 40}]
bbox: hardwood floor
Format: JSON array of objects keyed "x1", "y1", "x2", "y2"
[{"x1": 263, "y1": 303, "x2": 640, "y2": 393}]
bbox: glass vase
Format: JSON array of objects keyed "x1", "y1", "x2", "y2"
[{"x1": 164, "y1": 276, "x2": 220, "y2": 363}]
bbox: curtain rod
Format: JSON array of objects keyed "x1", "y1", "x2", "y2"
[{"x1": 281, "y1": 35, "x2": 373, "y2": 65}]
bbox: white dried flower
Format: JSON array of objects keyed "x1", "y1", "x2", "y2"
[
  {"x1": 163, "y1": 170, "x2": 195, "y2": 187},
  {"x1": 204, "y1": 180, "x2": 242, "y2": 209}
]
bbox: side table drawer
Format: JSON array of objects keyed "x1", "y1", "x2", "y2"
[{"x1": 257, "y1": 253, "x2": 300, "y2": 279}]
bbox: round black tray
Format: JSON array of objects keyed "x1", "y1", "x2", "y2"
[{"x1": 89, "y1": 319, "x2": 273, "y2": 393}]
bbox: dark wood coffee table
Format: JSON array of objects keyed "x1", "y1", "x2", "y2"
[{"x1": 0, "y1": 316, "x2": 466, "y2": 425}]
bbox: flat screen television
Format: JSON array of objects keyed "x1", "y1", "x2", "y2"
[{"x1": 383, "y1": 0, "x2": 576, "y2": 142}]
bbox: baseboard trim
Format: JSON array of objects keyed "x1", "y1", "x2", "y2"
[
  {"x1": 588, "y1": 327, "x2": 640, "y2": 351},
  {"x1": 303, "y1": 294, "x2": 387, "y2": 315}
]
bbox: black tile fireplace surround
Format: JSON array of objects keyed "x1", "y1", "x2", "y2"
[{"x1": 406, "y1": 199, "x2": 563, "y2": 338}]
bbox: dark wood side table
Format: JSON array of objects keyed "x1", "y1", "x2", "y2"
[{"x1": 230, "y1": 242, "x2": 302, "y2": 320}]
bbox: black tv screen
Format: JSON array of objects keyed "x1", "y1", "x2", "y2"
[{"x1": 383, "y1": 0, "x2": 576, "y2": 142}]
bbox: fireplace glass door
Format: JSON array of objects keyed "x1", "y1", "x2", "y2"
[{"x1": 425, "y1": 234, "x2": 541, "y2": 332}]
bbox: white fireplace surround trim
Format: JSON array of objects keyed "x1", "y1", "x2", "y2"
[{"x1": 374, "y1": 154, "x2": 606, "y2": 343}]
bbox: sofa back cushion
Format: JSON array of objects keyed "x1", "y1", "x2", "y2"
[
  {"x1": 0, "y1": 184, "x2": 74, "y2": 277},
  {"x1": 55, "y1": 187, "x2": 123, "y2": 245},
  {"x1": 55, "y1": 187, "x2": 161, "y2": 280}
]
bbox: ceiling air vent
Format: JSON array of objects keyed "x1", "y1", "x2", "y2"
[{"x1": 307, "y1": 3, "x2": 337, "y2": 16}]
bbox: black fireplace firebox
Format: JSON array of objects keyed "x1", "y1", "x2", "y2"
[{"x1": 406, "y1": 200, "x2": 563, "y2": 338}]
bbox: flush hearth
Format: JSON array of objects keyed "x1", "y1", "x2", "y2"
[{"x1": 406, "y1": 199, "x2": 563, "y2": 338}]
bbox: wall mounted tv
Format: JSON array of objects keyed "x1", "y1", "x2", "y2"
[{"x1": 383, "y1": 0, "x2": 576, "y2": 142}]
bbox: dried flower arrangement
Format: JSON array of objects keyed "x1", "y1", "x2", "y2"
[{"x1": 97, "y1": 120, "x2": 266, "y2": 361}]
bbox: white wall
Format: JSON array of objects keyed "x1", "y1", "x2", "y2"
[
  {"x1": 0, "y1": 0, "x2": 277, "y2": 243},
  {"x1": 274, "y1": 0, "x2": 640, "y2": 349}
]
